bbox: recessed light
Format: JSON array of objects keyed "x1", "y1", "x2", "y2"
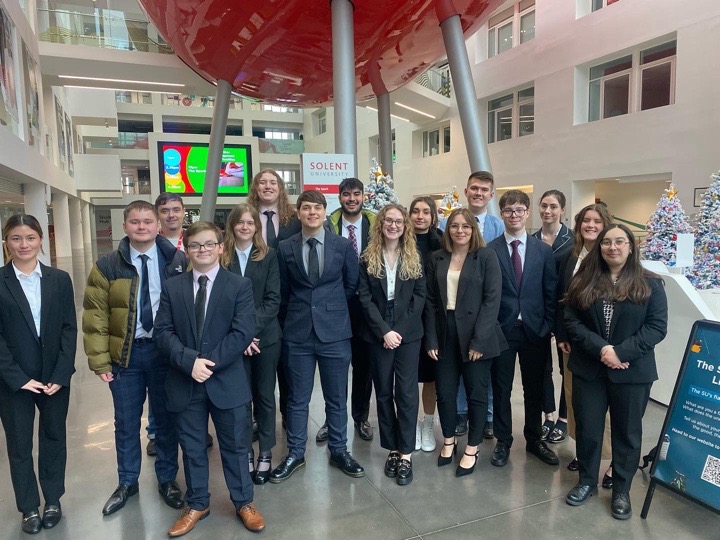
[
  {"x1": 366, "y1": 106, "x2": 378, "y2": 112},
  {"x1": 395, "y1": 102, "x2": 436, "y2": 119},
  {"x1": 59, "y1": 75, "x2": 185, "y2": 87}
]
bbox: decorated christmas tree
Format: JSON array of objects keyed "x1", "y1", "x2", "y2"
[
  {"x1": 363, "y1": 158, "x2": 400, "y2": 212},
  {"x1": 640, "y1": 183, "x2": 693, "y2": 266},
  {"x1": 688, "y1": 171, "x2": 720, "y2": 289}
]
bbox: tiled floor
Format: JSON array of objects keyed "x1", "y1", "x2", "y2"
[{"x1": 0, "y1": 252, "x2": 717, "y2": 539}]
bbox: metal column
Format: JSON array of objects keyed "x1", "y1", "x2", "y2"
[
  {"x1": 376, "y1": 92, "x2": 393, "y2": 177},
  {"x1": 200, "y1": 79, "x2": 232, "y2": 222},
  {"x1": 331, "y1": 0, "x2": 358, "y2": 176}
]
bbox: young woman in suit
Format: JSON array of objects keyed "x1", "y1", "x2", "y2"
[
  {"x1": 409, "y1": 196, "x2": 443, "y2": 452},
  {"x1": 0, "y1": 214, "x2": 77, "y2": 534},
  {"x1": 564, "y1": 224, "x2": 667, "y2": 520},
  {"x1": 424, "y1": 208, "x2": 506, "y2": 477},
  {"x1": 358, "y1": 204, "x2": 425, "y2": 485},
  {"x1": 223, "y1": 204, "x2": 282, "y2": 485}
]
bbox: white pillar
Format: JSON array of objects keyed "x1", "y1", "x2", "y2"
[
  {"x1": 81, "y1": 201, "x2": 92, "y2": 247},
  {"x1": 23, "y1": 182, "x2": 51, "y2": 265},
  {"x1": 69, "y1": 197, "x2": 83, "y2": 251},
  {"x1": 52, "y1": 191, "x2": 72, "y2": 258}
]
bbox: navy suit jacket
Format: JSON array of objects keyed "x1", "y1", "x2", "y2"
[
  {"x1": 488, "y1": 234, "x2": 557, "y2": 343},
  {"x1": 154, "y1": 266, "x2": 256, "y2": 412},
  {"x1": 278, "y1": 231, "x2": 359, "y2": 343}
]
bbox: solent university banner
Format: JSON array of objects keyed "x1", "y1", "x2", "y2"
[{"x1": 301, "y1": 153, "x2": 355, "y2": 214}]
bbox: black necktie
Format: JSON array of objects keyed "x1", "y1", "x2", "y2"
[
  {"x1": 139, "y1": 254, "x2": 153, "y2": 332},
  {"x1": 307, "y1": 238, "x2": 320, "y2": 285},
  {"x1": 264, "y1": 210, "x2": 277, "y2": 247},
  {"x1": 195, "y1": 275, "x2": 208, "y2": 343}
]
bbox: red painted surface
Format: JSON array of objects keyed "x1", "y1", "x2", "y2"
[{"x1": 138, "y1": 0, "x2": 503, "y2": 105}]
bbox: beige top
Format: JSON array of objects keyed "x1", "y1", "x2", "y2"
[{"x1": 446, "y1": 269, "x2": 461, "y2": 310}]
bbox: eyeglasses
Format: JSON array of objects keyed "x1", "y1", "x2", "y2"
[
  {"x1": 383, "y1": 218, "x2": 405, "y2": 227},
  {"x1": 600, "y1": 238, "x2": 629, "y2": 248},
  {"x1": 501, "y1": 207, "x2": 527, "y2": 217},
  {"x1": 187, "y1": 241, "x2": 220, "y2": 252},
  {"x1": 448, "y1": 224, "x2": 474, "y2": 232}
]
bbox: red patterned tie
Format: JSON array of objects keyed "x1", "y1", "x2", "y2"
[
  {"x1": 510, "y1": 239, "x2": 523, "y2": 289},
  {"x1": 347, "y1": 224, "x2": 359, "y2": 257}
]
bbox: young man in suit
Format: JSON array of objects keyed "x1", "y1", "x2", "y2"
[
  {"x1": 83, "y1": 201, "x2": 186, "y2": 516},
  {"x1": 270, "y1": 190, "x2": 364, "y2": 483},
  {"x1": 154, "y1": 221, "x2": 265, "y2": 536},
  {"x1": 487, "y1": 190, "x2": 559, "y2": 468},
  {"x1": 319, "y1": 177, "x2": 376, "y2": 443}
]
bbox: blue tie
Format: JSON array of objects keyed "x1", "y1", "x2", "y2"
[{"x1": 139, "y1": 254, "x2": 153, "y2": 332}]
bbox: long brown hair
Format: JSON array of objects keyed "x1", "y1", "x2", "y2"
[
  {"x1": 566, "y1": 223, "x2": 656, "y2": 309},
  {"x1": 362, "y1": 204, "x2": 422, "y2": 280},
  {"x1": 441, "y1": 208, "x2": 485, "y2": 253},
  {"x1": 3, "y1": 214, "x2": 44, "y2": 261},
  {"x1": 572, "y1": 203, "x2": 612, "y2": 257},
  {"x1": 221, "y1": 203, "x2": 268, "y2": 268},
  {"x1": 247, "y1": 169, "x2": 296, "y2": 226}
]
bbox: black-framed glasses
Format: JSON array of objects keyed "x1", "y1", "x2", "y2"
[
  {"x1": 187, "y1": 241, "x2": 220, "y2": 252},
  {"x1": 501, "y1": 207, "x2": 528, "y2": 217}
]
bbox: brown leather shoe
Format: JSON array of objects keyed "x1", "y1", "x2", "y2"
[
  {"x1": 167, "y1": 507, "x2": 210, "y2": 537},
  {"x1": 237, "y1": 503, "x2": 265, "y2": 532}
]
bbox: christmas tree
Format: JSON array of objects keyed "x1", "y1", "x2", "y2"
[
  {"x1": 363, "y1": 158, "x2": 400, "y2": 212},
  {"x1": 688, "y1": 171, "x2": 720, "y2": 289},
  {"x1": 437, "y1": 186, "x2": 462, "y2": 217},
  {"x1": 640, "y1": 183, "x2": 693, "y2": 266}
]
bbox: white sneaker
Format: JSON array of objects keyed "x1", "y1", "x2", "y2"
[
  {"x1": 415, "y1": 421, "x2": 422, "y2": 451},
  {"x1": 421, "y1": 418, "x2": 436, "y2": 452}
]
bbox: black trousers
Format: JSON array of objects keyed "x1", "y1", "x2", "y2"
[
  {"x1": 351, "y1": 334, "x2": 373, "y2": 423},
  {"x1": 0, "y1": 385, "x2": 70, "y2": 513},
  {"x1": 277, "y1": 349, "x2": 289, "y2": 423},
  {"x1": 573, "y1": 375, "x2": 651, "y2": 494},
  {"x1": 541, "y1": 342, "x2": 568, "y2": 418},
  {"x1": 243, "y1": 340, "x2": 281, "y2": 453},
  {"x1": 435, "y1": 311, "x2": 491, "y2": 447},
  {"x1": 491, "y1": 324, "x2": 548, "y2": 447},
  {"x1": 368, "y1": 339, "x2": 420, "y2": 454}
]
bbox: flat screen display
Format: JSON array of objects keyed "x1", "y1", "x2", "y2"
[{"x1": 158, "y1": 142, "x2": 252, "y2": 196}]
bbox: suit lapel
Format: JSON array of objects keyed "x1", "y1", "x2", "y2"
[
  {"x1": 204, "y1": 269, "x2": 227, "y2": 333},
  {"x1": 244, "y1": 248, "x2": 258, "y2": 280},
  {"x1": 379, "y1": 261, "x2": 388, "y2": 298},
  {"x1": 609, "y1": 301, "x2": 624, "y2": 339},
  {"x1": 39, "y1": 265, "x2": 52, "y2": 339},
  {"x1": 3, "y1": 264, "x2": 39, "y2": 340},
  {"x1": 436, "y1": 252, "x2": 450, "y2": 310},
  {"x1": 457, "y1": 251, "x2": 476, "y2": 305},
  {"x1": 495, "y1": 241, "x2": 517, "y2": 293},
  {"x1": 320, "y1": 233, "x2": 337, "y2": 283},
  {"x1": 182, "y1": 272, "x2": 197, "y2": 340},
  {"x1": 291, "y1": 235, "x2": 311, "y2": 284},
  {"x1": 228, "y1": 249, "x2": 242, "y2": 276}
]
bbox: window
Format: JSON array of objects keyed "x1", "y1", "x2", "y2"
[
  {"x1": 592, "y1": 0, "x2": 620, "y2": 12},
  {"x1": 316, "y1": 109, "x2": 327, "y2": 135},
  {"x1": 488, "y1": 0, "x2": 535, "y2": 58},
  {"x1": 488, "y1": 86, "x2": 535, "y2": 143},
  {"x1": 640, "y1": 41, "x2": 676, "y2": 111},
  {"x1": 276, "y1": 170, "x2": 301, "y2": 195},
  {"x1": 422, "y1": 126, "x2": 451, "y2": 158},
  {"x1": 443, "y1": 126, "x2": 451, "y2": 153}
]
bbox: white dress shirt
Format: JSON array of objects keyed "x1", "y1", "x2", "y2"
[
  {"x1": 130, "y1": 244, "x2": 161, "y2": 338},
  {"x1": 504, "y1": 231, "x2": 527, "y2": 321},
  {"x1": 259, "y1": 205, "x2": 280, "y2": 244},
  {"x1": 474, "y1": 212, "x2": 487, "y2": 236},
  {"x1": 341, "y1": 216, "x2": 364, "y2": 255},
  {"x1": 235, "y1": 244, "x2": 253, "y2": 276},
  {"x1": 13, "y1": 261, "x2": 42, "y2": 336}
]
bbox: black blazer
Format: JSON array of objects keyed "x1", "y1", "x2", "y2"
[
  {"x1": 0, "y1": 263, "x2": 77, "y2": 391},
  {"x1": 228, "y1": 246, "x2": 282, "y2": 348},
  {"x1": 532, "y1": 223, "x2": 573, "y2": 271},
  {"x1": 273, "y1": 215, "x2": 302, "y2": 249},
  {"x1": 357, "y1": 260, "x2": 425, "y2": 344},
  {"x1": 423, "y1": 248, "x2": 507, "y2": 362},
  {"x1": 488, "y1": 234, "x2": 557, "y2": 343},
  {"x1": 565, "y1": 277, "x2": 667, "y2": 384},
  {"x1": 555, "y1": 251, "x2": 579, "y2": 344},
  {"x1": 154, "y1": 267, "x2": 256, "y2": 412}
]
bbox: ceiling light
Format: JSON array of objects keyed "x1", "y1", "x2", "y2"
[
  {"x1": 59, "y1": 75, "x2": 184, "y2": 87},
  {"x1": 64, "y1": 85, "x2": 169, "y2": 94},
  {"x1": 390, "y1": 114, "x2": 409, "y2": 122},
  {"x1": 395, "y1": 102, "x2": 436, "y2": 119},
  {"x1": 366, "y1": 106, "x2": 378, "y2": 112}
]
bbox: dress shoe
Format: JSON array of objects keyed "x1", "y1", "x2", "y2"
[
  {"x1": 329, "y1": 451, "x2": 365, "y2": 478},
  {"x1": 316, "y1": 421, "x2": 329, "y2": 443},
  {"x1": 102, "y1": 483, "x2": 139, "y2": 515},
  {"x1": 21, "y1": 510, "x2": 42, "y2": 534},
  {"x1": 269, "y1": 455, "x2": 306, "y2": 483},
  {"x1": 437, "y1": 440, "x2": 457, "y2": 467},
  {"x1": 548, "y1": 421, "x2": 567, "y2": 443},
  {"x1": 355, "y1": 420, "x2": 374, "y2": 441},
  {"x1": 167, "y1": 507, "x2": 210, "y2": 537},
  {"x1": 146, "y1": 438, "x2": 157, "y2": 456},
  {"x1": 567, "y1": 457, "x2": 579, "y2": 471},
  {"x1": 483, "y1": 421, "x2": 494, "y2": 440},
  {"x1": 237, "y1": 503, "x2": 265, "y2": 532},
  {"x1": 541, "y1": 419, "x2": 555, "y2": 440},
  {"x1": 42, "y1": 504, "x2": 62, "y2": 529},
  {"x1": 602, "y1": 472, "x2": 613, "y2": 489},
  {"x1": 566, "y1": 483, "x2": 598, "y2": 506},
  {"x1": 455, "y1": 414, "x2": 468, "y2": 436},
  {"x1": 421, "y1": 418, "x2": 436, "y2": 452},
  {"x1": 611, "y1": 492, "x2": 632, "y2": 520},
  {"x1": 491, "y1": 441, "x2": 510, "y2": 467},
  {"x1": 456, "y1": 450, "x2": 479, "y2": 477},
  {"x1": 253, "y1": 455, "x2": 272, "y2": 485},
  {"x1": 526, "y1": 440, "x2": 559, "y2": 466},
  {"x1": 397, "y1": 458, "x2": 413, "y2": 486},
  {"x1": 206, "y1": 433, "x2": 214, "y2": 448},
  {"x1": 159, "y1": 481, "x2": 184, "y2": 509},
  {"x1": 384, "y1": 451, "x2": 400, "y2": 478}
]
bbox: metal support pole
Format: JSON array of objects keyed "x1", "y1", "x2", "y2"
[
  {"x1": 331, "y1": 0, "x2": 358, "y2": 176},
  {"x1": 376, "y1": 92, "x2": 393, "y2": 177},
  {"x1": 200, "y1": 79, "x2": 232, "y2": 222}
]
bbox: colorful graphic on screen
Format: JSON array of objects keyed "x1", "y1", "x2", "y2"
[{"x1": 158, "y1": 142, "x2": 252, "y2": 196}]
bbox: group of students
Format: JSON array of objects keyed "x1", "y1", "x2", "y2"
[{"x1": 0, "y1": 168, "x2": 668, "y2": 536}]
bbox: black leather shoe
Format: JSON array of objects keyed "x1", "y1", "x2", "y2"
[
  {"x1": 384, "y1": 451, "x2": 400, "y2": 478},
  {"x1": 42, "y1": 504, "x2": 62, "y2": 529},
  {"x1": 483, "y1": 421, "x2": 494, "y2": 439},
  {"x1": 526, "y1": 440, "x2": 559, "y2": 466},
  {"x1": 491, "y1": 441, "x2": 510, "y2": 467},
  {"x1": 253, "y1": 455, "x2": 272, "y2": 485},
  {"x1": 21, "y1": 510, "x2": 42, "y2": 534},
  {"x1": 269, "y1": 455, "x2": 306, "y2": 483},
  {"x1": 611, "y1": 492, "x2": 632, "y2": 520},
  {"x1": 329, "y1": 451, "x2": 365, "y2": 478},
  {"x1": 396, "y1": 458, "x2": 413, "y2": 486},
  {"x1": 567, "y1": 457, "x2": 579, "y2": 471},
  {"x1": 455, "y1": 414, "x2": 468, "y2": 436},
  {"x1": 316, "y1": 421, "x2": 329, "y2": 443},
  {"x1": 602, "y1": 472, "x2": 613, "y2": 489},
  {"x1": 541, "y1": 419, "x2": 554, "y2": 440},
  {"x1": 159, "y1": 481, "x2": 184, "y2": 509},
  {"x1": 102, "y1": 483, "x2": 139, "y2": 515},
  {"x1": 566, "y1": 483, "x2": 598, "y2": 506},
  {"x1": 146, "y1": 438, "x2": 157, "y2": 456},
  {"x1": 355, "y1": 420, "x2": 374, "y2": 441},
  {"x1": 206, "y1": 433, "x2": 214, "y2": 448},
  {"x1": 548, "y1": 421, "x2": 567, "y2": 443}
]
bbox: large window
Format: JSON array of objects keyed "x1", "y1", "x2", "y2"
[
  {"x1": 488, "y1": 86, "x2": 535, "y2": 143},
  {"x1": 587, "y1": 41, "x2": 675, "y2": 122},
  {"x1": 592, "y1": 0, "x2": 620, "y2": 12},
  {"x1": 488, "y1": 0, "x2": 535, "y2": 58},
  {"x1": 315, "y1": 109, "x2": 327, "y2": 135},
  {"x1": 423, "y1": 125, "x2": 451, "y2": 157}
]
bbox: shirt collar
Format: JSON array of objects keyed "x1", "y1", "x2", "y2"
[
  {"x1": 130, "y1": 243, "x2": 158, "y2": 261},
  {"x1": 259, "y1": 205, "x2": 279, "y2": 214},
  {"x1": 192, "y1": 263, "x2": 221, "y2": 283},
  {"x1": 236, "y1": 244, "x2": 253, "y2": 259},
  {"x1": 12, "y1": 260, "x2": 42, "y2": 279},
  {"x1": 302, "y1": 228, "x2": 326, "y2": 245},
  {"x1": 342, "y1": 215, "x2": 362, "y2": 228},
  {"x1": 504, "y1": 231, "x2": 527, "y2": 245}
]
